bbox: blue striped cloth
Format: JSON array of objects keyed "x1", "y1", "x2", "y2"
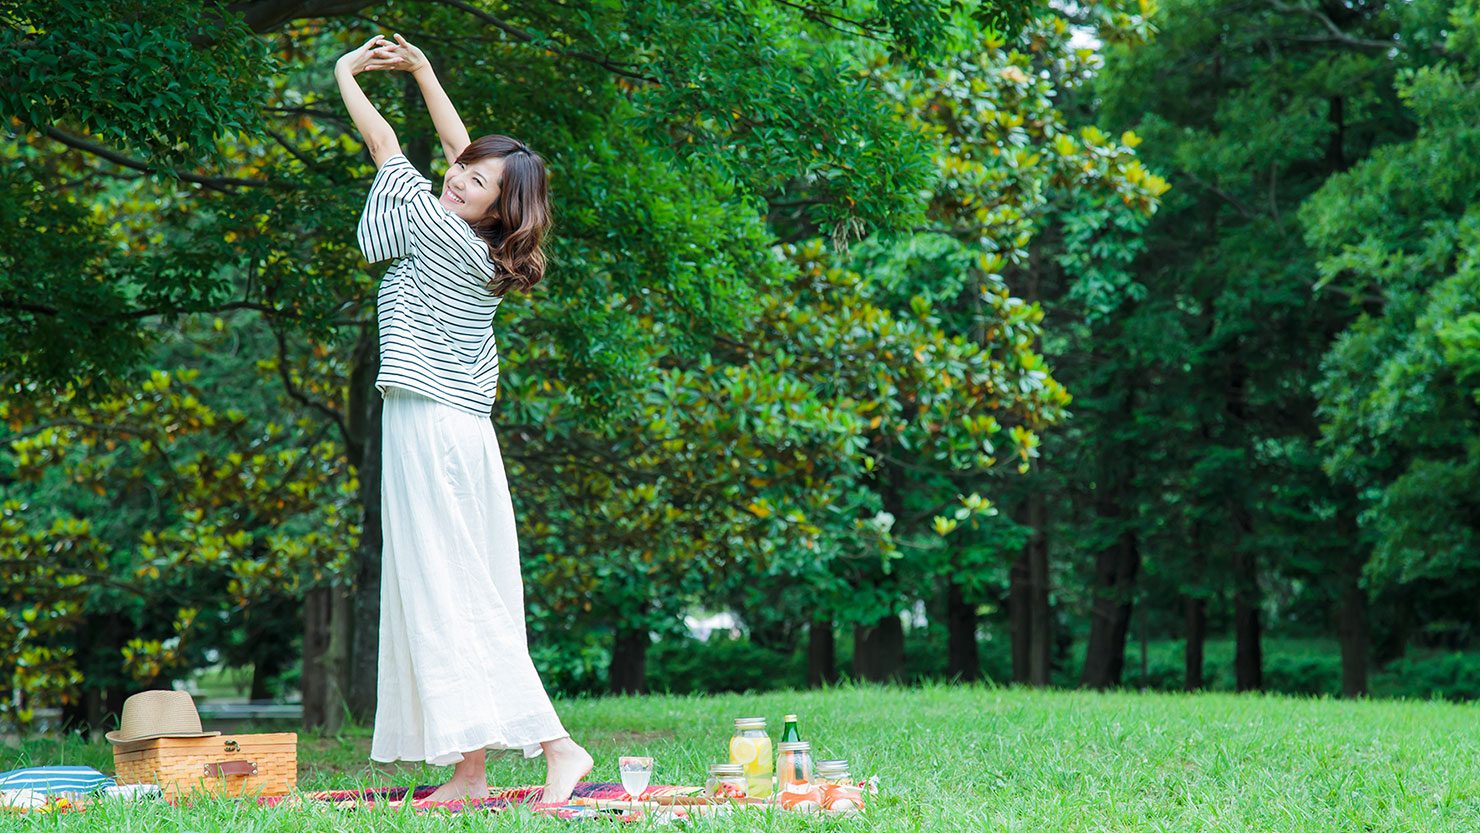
[{"x1": 0, "y1": 766, "x2": 116, "y2": 794}]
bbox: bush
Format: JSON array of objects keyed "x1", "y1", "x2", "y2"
[
  {"x1": 1262, "y1": 652, "x2": 1343, "y2": 697},
  {"x1": 1374, "y1": 651, "x2": 1480, "y2": 701},
  {"x1": 647, "y1": 635, "x2": 805, "y2": 694},
  {"x1": 543, "y1": 628, "x2": 1480, "y2": 701},
  {"x1": 530, "y1": 635, "x2": 609, "y2": 697}
]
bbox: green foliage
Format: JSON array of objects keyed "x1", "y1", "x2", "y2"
[
  {"x1": 0, "y1": 0, "x2": 272, "y2": 169},
  {"x1": 1375, "y1": 651, "x2": 1480, "y2": 701},
  {"x1": 1300, "y1": 0, "x2": 1480, "y2": 617},
  {"x1": 0, "y1": 351, "x2": 357, "y2": 727},
  {"x1": 0, "y1": 0, "x2": 1099, "y2": 715},
  {"x1": 647, "y1": 635, "x2": 807, "y2": 694},
  {"x1": 5, "y1": 0, "x2": 1480, "y2": 721},
  {"x1": 1081, "y1": 0, "x2": 1416, "y2": 684}
]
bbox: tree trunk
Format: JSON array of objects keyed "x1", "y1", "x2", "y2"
[
  {"x1": 346, "y1": 323, "x2": 384, "y2": 723},
  {"x1": 1226, "y1": 359, "x2": 1262, "y2": 692},
  {"x1": 301, "y1": 586, "x2": 329, "y2": 726},
  {"x1": 852, "y1": 615, "x2": 905, "y2": 683},
  {"x1": 249, "y1": 618, "x2": 289, "y2": 702},
  {"x1": 325, "y1": 583, "x2": 352, "y2": 732},
  {"x1": 1027, "y1": 490, "x2": 1051, "y2": 686},
  {"x1": 807, "y1": 619, "x2": 838, "y2": 687},
  {"x1": 1081, "y1": 521, "x2": 1139, "y2": 688},
  {"x1": 945, "y1": 581, "x2": 980, "y2": 682},
  {"x1": 1232, "y1": 547, "x2": 1262, "y2": 692},
  {"x1": 1008, "y1": 547, "x2": 1031, "y2": 683},
  {"x1": 1138, "y1": 603, "x2": 1150, "y2": 689},
  {"x1": 609, "y1": 628, "x2": 649, "y2": 694},
  {"x1": 59, "y1": 610, "x2": 130, "y2": 738},
  {"x1": 1184, "y1": 511, "x2": 1207, "y2": 691},
  {"x1": 1081, "y1": 411, "x2": 1139, "y2": 689},
  {"x1": 1337, "y1": 569, "x2": 1369, "y2": 698},
  {"x1": 1184, "y1": 595, "x2": 1206, "y2": 691}
]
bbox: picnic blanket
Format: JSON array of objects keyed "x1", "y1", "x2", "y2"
[
  {"x1": 256, "y1": 781, "x2": 708, "y2": 819},
  {"x1": 3, "y1": 780, "x2": 705, "y2": 820},
  {"x1": 5, "y1": 772, "x2": 873, "y2": 820},
  {"x1": 256, "y1": 778, "x2": 874, "y2": 819}
]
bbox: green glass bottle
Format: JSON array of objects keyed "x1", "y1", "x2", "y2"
[{"x1": 781, "y1": 713, "x2": 801, "y2": 743}]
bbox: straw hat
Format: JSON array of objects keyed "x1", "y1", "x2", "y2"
[{"x1": 105, "y1": 689, "x2": 221, "y2": 744}]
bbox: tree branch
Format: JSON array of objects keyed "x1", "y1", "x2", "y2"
[
  {"x1": 427, "y1": 0, "x2": 658, "y2": 83},
  {"x1": 768, "y1": 0, "x2": 890, "y2": 41},
  {"x1": 1176, "y1": 169, "x2": 1261, "y2": 221},
  {"x1": 1266, "y1": 1, "x2": 1397, "y2": 51},
  {"x1": 0, "y1": 298, "x2": 301, "y2": 322},
  {"x1": 225, "y1": 0, "x2": 380, "y2": 34},
  {"x1": 41, "y1": 126, "x2": 272, "y2": 192},
  {"x1": 270, "y1": 325, "x2": 350, "y2": 440},
  {"x1": 262, "y1": 126, "x2": 318, "y2": 170}
]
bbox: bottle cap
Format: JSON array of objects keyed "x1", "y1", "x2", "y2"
[
  {"x1": 709, "y1": 763, "x2": 744, "y2": 774},
  {"x1": 777, "y1": 741, "x2": 811, "y2": 752},
  {"x1": 816, "y1": 758, "x2": 849, "y2": 771},
  {"x1": 784, "y1": 713, "x2": 798, "y2": 721}
]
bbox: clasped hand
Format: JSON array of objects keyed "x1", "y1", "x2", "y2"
[{"x1": 337, "y1": 33, "x2": 428, "y2": 76}]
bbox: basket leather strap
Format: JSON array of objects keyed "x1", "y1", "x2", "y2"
[{"x1": 204, "y1": 760, "x2": 258, "y2": 778}]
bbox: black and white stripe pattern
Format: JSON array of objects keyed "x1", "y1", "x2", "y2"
[{"x1": 357, "y1": 153, "x2": 505, "y2": 416}]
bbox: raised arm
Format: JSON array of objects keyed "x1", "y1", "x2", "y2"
[
  {"x1": 386, "y1": 34, "x2": 471, "y2": 167},
  {"x1": 335, "y1": 35, "x2": 403, "y2": 168}
]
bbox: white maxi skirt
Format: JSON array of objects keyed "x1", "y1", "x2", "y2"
[{"x1": 370, "y1": 385, "x2": 569, "y2": 766}]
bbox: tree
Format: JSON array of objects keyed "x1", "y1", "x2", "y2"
[
  {"x1": 1090, "y1": 0, "x2": 1408, "y2": 692},
  {"x1": 1, "y1": 0, "x2": 1037, "y2": 719},
  {"x1": 1299, "y1": 0, "x2": 1480, "y2": 694}
]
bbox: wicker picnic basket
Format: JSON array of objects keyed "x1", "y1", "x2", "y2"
[{"x1": 111, "y1": 732, "x2": 297, "y2": 801}]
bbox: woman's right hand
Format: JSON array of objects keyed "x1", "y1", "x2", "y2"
[
  {"x1": 336, "y1": 34, "x2": 396, "y2": 76},
  {"x1": 370, "y1": 33, "x2": 431, "y2": 74}
]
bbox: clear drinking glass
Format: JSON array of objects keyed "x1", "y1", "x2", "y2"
[{"x1": 618, "y1": 756, "x2": 654, "y2": 800}]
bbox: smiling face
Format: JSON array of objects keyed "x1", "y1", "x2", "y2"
[{"x1": 438, "y1": 156, "x2": 506, "y2": 220}]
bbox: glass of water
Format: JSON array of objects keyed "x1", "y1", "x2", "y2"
[{"x1": 618, "y1": 756, "x2": 654, "y2": 801}]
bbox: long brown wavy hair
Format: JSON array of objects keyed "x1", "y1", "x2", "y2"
[{"x1": 457, "y1": 134, "x2": 551, "y2": 296}]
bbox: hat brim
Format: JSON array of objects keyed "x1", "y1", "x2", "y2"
[{"x1": 106, "y1": 729, "x2": 222, "y2": 744}]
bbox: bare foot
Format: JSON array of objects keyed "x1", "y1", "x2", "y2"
[
  {"x1": 539, "y1": 737, "x2": 593, "y2": 805},
  {"x1": 423, "y1": 777, "x2": 490, "y2": 804}
]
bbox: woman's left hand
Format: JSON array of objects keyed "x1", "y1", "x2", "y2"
[
  {"x1": 336, "y1": 34, "x2": 398, "y2": 76},
  {"x1": 362, "y1": 34, "x2": 431, "y2": 74}
]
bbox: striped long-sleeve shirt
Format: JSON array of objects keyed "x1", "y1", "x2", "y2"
[{"x1": 356, "y1": 152, "x2": 505, "y2": 416}]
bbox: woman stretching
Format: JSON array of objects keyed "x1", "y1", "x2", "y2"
[{"x1": 335, "y1": 33, "x2": 592, "y2": 804}]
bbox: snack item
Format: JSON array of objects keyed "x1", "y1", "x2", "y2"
[
  {"x1": 778, "y1": 781, "x2": 824, "y2": 812},
  {"x1": 821, "y1": 782, "x2": 865, "y2": 813}
]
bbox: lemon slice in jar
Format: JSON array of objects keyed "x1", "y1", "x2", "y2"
[{"x1": 730, "y1": 736, "x2": 758, "y2": 765}]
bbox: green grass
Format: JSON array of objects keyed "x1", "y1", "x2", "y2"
[{"x1": 3, "y1": 682, "x2": 1478, "y2": 831}]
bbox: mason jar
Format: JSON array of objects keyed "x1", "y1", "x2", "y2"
[
  {"x1": 776, "y1": 740, "x2": 815, "y2": 787},
  {"x1": 815, "y1": 759, "x2": 851, "y2": 785},
  {"x1": 706, "y1": 762, "x2": 748, "y2": 798},
  {"x1": 729, "y1": 717, "x2": 773, "y2": 798}
]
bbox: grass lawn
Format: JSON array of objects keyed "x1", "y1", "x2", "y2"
[{"x1": 3, "y1": 682, "x2": 1477, "y2": 831}]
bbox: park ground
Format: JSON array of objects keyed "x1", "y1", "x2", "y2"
[{"x1": 3, "y1": 682, "x2": 1477, "y2": 831}]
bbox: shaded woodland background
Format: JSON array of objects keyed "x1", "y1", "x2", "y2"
[{"x1": 2, "y1": 0, "x2": 1477, "y2": 738}]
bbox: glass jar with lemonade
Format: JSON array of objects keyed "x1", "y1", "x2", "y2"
[{"x1": 729, "y1": 717, "x2": 774, "y2": 798}]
